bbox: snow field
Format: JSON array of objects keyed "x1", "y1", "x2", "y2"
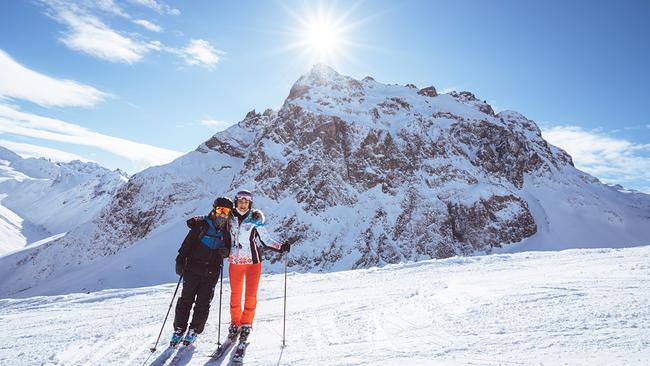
[{"x1": 1, "y1": 246, "x2": 649, "y2": 365}]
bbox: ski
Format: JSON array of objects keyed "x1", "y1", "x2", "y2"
[
  {"x1": 208, "y1": 338, "x2": 237, "y2": 362},
  {"x1": 167, "y1": 344, "x2": 195, "y2": 365},
  {"x1": 147, "y1": 346, "x2": 178, "y2": 366},
  {"x1": 229, "y1": 342, "x2": 250, "y2": 364}
]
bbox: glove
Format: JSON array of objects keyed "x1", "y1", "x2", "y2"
[
  {"x1": 186, "y1": 216, "x2": 204, "y2": 228},
  {"x1": 217, "y1": 247, "x2": 230, "y2": 257},
  {"x1": 280, "y1": 243, "x2": 291, "y2": 253},
  {"x1": 175, "y1": 258, "x2": 186, "y2": 276}
]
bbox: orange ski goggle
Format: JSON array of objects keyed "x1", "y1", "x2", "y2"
[{"x1": 214, "y1": 207, "x2": 231, "y2": 216}]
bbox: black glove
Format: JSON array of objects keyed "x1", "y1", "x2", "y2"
[
  {"x1": 280, "y1": 243, "x2": 291, "y2": 253},
  {"x1": 217, "y1": 247, "x2": 230, "y2": 257},
  {"x1": 186, "y1": 216, "x2": 203, "y2": 229},
  {"x1": 175, "y1": 258, "x2": 186, "y2": 276}
]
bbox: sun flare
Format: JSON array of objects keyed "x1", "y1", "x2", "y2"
[
  {"x1": 302, "y1": 20, "x2": 342, "y2": 60},
  {"x1": 281, "y1": 2, "x2": 367, "y2": 68}
]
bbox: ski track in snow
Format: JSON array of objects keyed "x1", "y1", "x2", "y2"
[{"x1": 1, "y1": 246, "x2": 649, "y2": 365}]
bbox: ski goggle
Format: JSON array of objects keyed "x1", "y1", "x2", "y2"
[{"x1": 213, "y1": 207, "x2": 231, "y2": 216}]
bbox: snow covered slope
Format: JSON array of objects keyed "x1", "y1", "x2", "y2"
[
  {"x1": 1, "y1": 65, "x2": 649, "y2": 298},
  {"x1": 1, "y1": 246, "x2": 648, "y2": 365},
  {"x1": 0, "y1": 146, "x2": 127, "y2": 254}
]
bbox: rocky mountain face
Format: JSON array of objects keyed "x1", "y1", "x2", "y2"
[
  {"x1": 208, "y1": 65, "x2": 572, "y2": 267},
  {"x1": 1, "y1": 65, "x2": 649, "y2": 297}
]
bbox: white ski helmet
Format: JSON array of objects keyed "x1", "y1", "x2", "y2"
[{"x1": 234, "y1": 189, "x2": 253, "y2": 207}]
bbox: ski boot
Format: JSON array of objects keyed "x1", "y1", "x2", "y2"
[
  {"x1": 182, "y1": 328, "x2": 199, "y2": 346},
  {"x1": 170, "y1": 328, "x2": 185, "y2": 347},
  {"x1": 238, "y1": 325, "x2": 252, "y2": 343},
  {"x1": 227, "y1": 323, "x2": 240, "y2": 341},
  {"x1": 231, "y1": 325, "x2": 251, "y2": 363}
]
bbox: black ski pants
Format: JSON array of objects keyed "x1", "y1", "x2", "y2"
[{"x1": 173, "y1": 270, "x2": 220, "y2": 334}]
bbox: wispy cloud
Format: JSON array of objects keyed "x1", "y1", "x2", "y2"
[
  {"x1": 93, "y1": 0, "x2": 129, "y2": 18},
  {"x1": 542, "y1": 125, "x2": 650, "y2": 192},
  {"x1": 0, "y1": 49, "x2": 110, "y2": 108},
  {"x1": 133, "y1": 19, "x2": 162, "y2": 32},
  {"x1": 129, "y1": 0, "x2": 180, "y2": 16},
  {"x1": 38, "y1": 1, "x2": 222, "y2": 69},
  {"x1": 200, "y1": 119, "x2": 232, "y2": 131},
  {"x1": 179, "y1": 40, "x2": 223, "y2": 70},
  {"x1": 0, "y1": 103, "x2": 183, "y2": 170},
  {"x1": 610, "y1": 125, "x2": 647, "y2": 133},
  {"x1": 54, "y1": 7, "x2": 152, "y2": 63},
  {"x1": 0, "y1": 139, "x2": 91, "y2": 162}
]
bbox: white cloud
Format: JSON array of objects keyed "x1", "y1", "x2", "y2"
[
  {"x1": 129, "y1": 0, "x2": 180, "y2": 16},
  {"x1": 40, "y1": 0, "x2": 152, "y2": 63},
  {"x1": 0, "y1": 49, "x2": 110, "y2": 108},
  {"x1": 200, "y1": 119, "x2": 232, "y2": 131},
  {"x1": 0, "y1": 139, "x2": 91, "y2": 162},
  {"x1": 39, "y1": 1, "x2": 224, "y2": 69},
  {"x1": 58, "y1": 9, "x2": 151, "y2": 63},
  {"x1": 133, "y1": 19, "x2": 162, "y2": 32},
  {"x1": 179, "y1": 40, "x2": 223, "y2": 70},
  {"x1": 542, "y1": 125, "x2": 650, "y2": 192},
  {"x1": 93, "y1": 0, "x2": 129, "y2": 18},
  {"x1": 0, "y1": 103, "x2": 183, "y2": 170}
]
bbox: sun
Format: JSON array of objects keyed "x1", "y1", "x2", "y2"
[
  {"x1": 280, "y1": 2, "x2": 367, "y2": 68},
  {"x1": 302, "y1": 20, "x2": 343, "y2": 61}
]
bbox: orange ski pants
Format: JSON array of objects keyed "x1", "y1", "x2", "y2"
[{"x1": 229, "y1": 263, "x2": 262, "y2": 326}]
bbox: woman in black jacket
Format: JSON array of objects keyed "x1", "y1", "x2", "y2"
[{"x1": 170, "y1": 196, "x2": 233, "y2": 347}]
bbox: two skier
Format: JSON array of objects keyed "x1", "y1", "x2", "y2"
[{"x1": 169, "y1": 190, "x2": 289, "y2": 361}]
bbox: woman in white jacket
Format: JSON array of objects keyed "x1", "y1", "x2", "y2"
[{"x1": 226, "y1": 190, "x2": 290, "y2": 354}]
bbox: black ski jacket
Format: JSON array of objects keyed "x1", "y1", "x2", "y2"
[{"x1": 176, "y1": 215, "x2": 231, "y2": 277}]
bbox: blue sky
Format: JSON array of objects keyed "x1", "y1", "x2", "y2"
[{"x1": 0, "y1": 0, "x2": 649, "y2": 191}]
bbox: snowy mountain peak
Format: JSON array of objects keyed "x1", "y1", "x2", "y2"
[
  {"x1": 288, "y1": 64, "x2": 361, "y2": 101},
  {"x1": 0, "y1": 146, "x2": 21, "y2": 162},
  {"x1": 304, "y1": 63, "x2": 342, "y2": 81}
]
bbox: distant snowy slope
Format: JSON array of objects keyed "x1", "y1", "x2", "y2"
[
  {"x1": 0, "y1": 146, "x2": 127, "y2": 255},
  {"x1": 1, "y1": 246, "x2": 648, "y2": 365},
  {"x1": 1, "y1": 65, "x2": 649, "y2": 298}
]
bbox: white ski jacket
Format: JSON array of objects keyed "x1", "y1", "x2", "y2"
[{"x1": 228, "y1": 208, "x2": 282, "y2": 265}]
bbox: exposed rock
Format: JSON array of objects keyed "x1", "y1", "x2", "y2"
[
  {"x1": 418, "y1": 86, "x2": 438, "y2": 97},
  {"x1": 288, "y1": 84, "x2": 310, "y2": 100},
  {"x1": 445, "y1": 195, "x2": 537, "y2": 253},
  {"x1": 245, "y1": 109, "x2": 259, "y2": 119},
  {"x1": 449, "y1": 91, "x2": 495, "y2": 116}
]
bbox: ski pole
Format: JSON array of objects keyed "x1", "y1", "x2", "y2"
[
  {"x1": 149, "y1": 275, "x2": 183, "y2": 353},
  {"x1": 217, "y1": 263, "x2": 224, "y2": 348},
  {"x1": 282, "y1": 253, "x2": 288, "y2": 348}
]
